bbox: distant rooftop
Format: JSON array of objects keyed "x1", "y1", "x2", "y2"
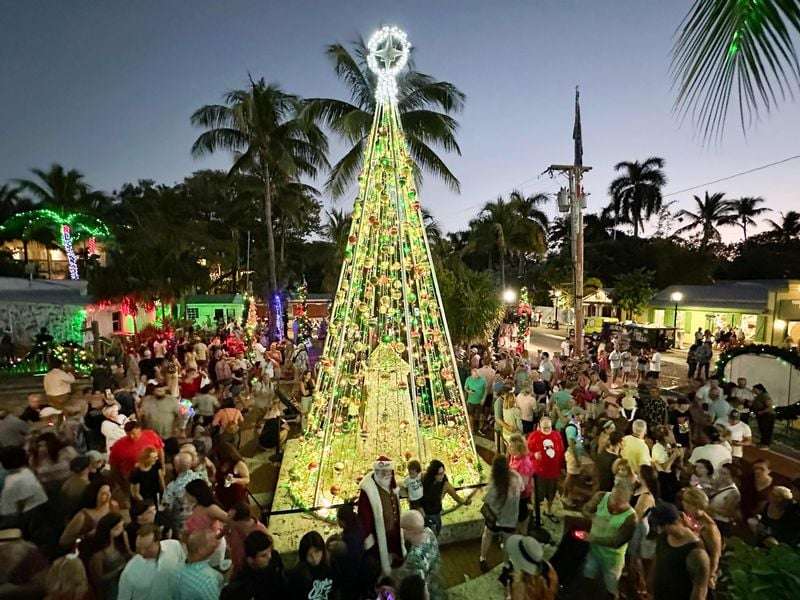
[
  {"x1": 652, "y1": 280, "x2": 798, "y2": 311},
  {"x1": 0, "y1": 276, "x2": 89, "y2": 305},
  {"x1": 184, "y1": 294, "x2": 243, "y2": 305}
]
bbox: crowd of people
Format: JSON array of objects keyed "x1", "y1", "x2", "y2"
[
  {"x1": 457, "y1": 332, "x2": 800, "y2": 599},
  {"x1": 0, "y1": 325, "x2": 343, "y2": 600},
  {"x1": 0, "y1": 317, "x2": 797, "y2": 600}
]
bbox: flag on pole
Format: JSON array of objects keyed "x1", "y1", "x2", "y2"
[{"x1": 573, "y1": 86, "x2": 583, "y2": 168}]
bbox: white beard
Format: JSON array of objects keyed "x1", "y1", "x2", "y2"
[{"x1": 375, "y1": 472, "x2": 393, "y2": 491}]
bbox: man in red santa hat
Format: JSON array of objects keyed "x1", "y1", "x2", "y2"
[{"x1": 358, "y1": 455, "x2": 405, "y2": 577}]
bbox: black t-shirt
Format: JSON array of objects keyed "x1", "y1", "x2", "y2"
[
  {"x1": 139, "y1": 358, "x2": 157, "y2": 380},
  {"x1": 668, "y1": 408, "x2": 692, "y2": 447},
  {"x1": 130, "y1": 460, "x2": 162, "y2": 501},
  {"x1": 259, "y1": 417, "x2": 282, "y2": 448},
  {"x1": 287, "y1": 562, "x2": 334, "y2": 600},
  {"x1": 533, "y1": 381, "x2": 549, "y2": 396},
  {"x1": 19, "y1": 406, "x2": 42, "y2": 423},
  {"x1": 84, "y1": 408, "x2": 105, "y2": 451},
  {"x1": 595, "y1": 450, "x2": 618, "y2": 492}
]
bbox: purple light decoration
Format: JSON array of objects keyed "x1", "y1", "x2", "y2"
[{"x1": 272, "y1": 292, "x2": 284, "y2": 341}]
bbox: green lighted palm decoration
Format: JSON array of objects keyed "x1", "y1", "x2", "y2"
[
  {"x1": 0, "y1": 209, "x2": 110, "y2": 280},
  {"x1": 672, "y1": 0, "x2": 800, "y2": 141}
]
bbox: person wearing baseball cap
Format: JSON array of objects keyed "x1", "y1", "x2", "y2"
[
  {"x1": 504, "y1": 534, "x2": 558, "y2": 599},
  {"x1": 648, "y1": 502, "x2": 711, "y2": 600}
]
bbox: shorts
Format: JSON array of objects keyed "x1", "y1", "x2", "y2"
[
  {"x1": 485, "y1": 520, "x2": 516, "y2": 534},
  {"x1": 583, "y1": 549, "x2": 623, "y2": 594},
  {"x1": 409, "y1": 499, "x2": 424, "y2": 511},
  {"x1": 535, "y1": 477, "x2": 559, "y2": 502}
]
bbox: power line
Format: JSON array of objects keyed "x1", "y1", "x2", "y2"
[{"x1": 663, "y1": 154, "x2": 800, "y2": 198}]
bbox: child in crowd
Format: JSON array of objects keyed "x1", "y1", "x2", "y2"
[{"x1": 402, "y1": 459, "x2": 424, "y2": 510}]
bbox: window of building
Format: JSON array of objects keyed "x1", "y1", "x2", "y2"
[
  {"x1": 214, "y1": 308, "x2": 224, "y2": 321},
  {"x1": 187, "y1": 307, "x2": 199, "y2": 320},
  {"x1": 112, "y1": 311, "x2": 122, "y2": 332}
]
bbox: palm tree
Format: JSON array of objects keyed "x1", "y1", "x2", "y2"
[
  {"x1": 676, "y1": 191, "x2": 737, "y2": 249},
  {"x1": 322, "y1": 208, "x2": 352, "y2": 292},
  {"x1": 304, "y1": 38, "x2": 465, "y2": 198},
  {"x1": 469, "y1": 194, "x2": 548, "y2": 286},
  {"x1": 191, "y1": 78, "x2": 329, "y2": 294},
  {"x1": 607, "y1": 158, "x2": 667, "y2": 238},
  {"x1": 672, "y1": 1, "x2": 800, "y2": 141},
  {"x1": 0, "y1": 208, "x2": 111, "y2": 279},
  {"x1": 14, "y1": 164, "x2": 92, "y2": 212},
  {"x1": 765, "y1": 210, "x2": 800, "y2": 243},
  {"x1": 509, "y1": 190, "x2": 549, "y2": 232},
  {"x1": 729, "y1": 196, "x2": 771, "y2": 240},
  {"x1": 323, "y1": 208, "x2": 352, "y2": 254},
  {"x1": 469, "y1": 197, "x2": 515, "y2": 286}
]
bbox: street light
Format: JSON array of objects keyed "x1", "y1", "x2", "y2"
[
  {"x1": 670, "y1": 291, "x2": 683, "y2": 348},
  {"x1": 502, "y1": 288, "x2": 517, "y2": 304}
]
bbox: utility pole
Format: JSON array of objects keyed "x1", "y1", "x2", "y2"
[{"x1": 546, "y1": 87, "x2": 591, "y2": 356}]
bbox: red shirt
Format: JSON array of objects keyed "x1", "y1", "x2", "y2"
[
  {"x1": 179, "y1": 376, "x2": 201, "y2": 399},
  {"x1": 109, "y1": 429, "x2": 164, "y2": 477},
  {"x1": 571, "y1": 386, "x2": 595, "y2": 409},
  {"x1": 527, "y1": 430, "x2": 565, "y2": 479}
]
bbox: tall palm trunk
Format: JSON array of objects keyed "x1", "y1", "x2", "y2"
[
  {"x1": 263, "y1": 166, "x2": 277, "y2": 291},
  {"x1": 500, "y1": 253, "x2": 506, "y2": 288},
  {"x1": 741, "y1": 222, "x2": 748, "y2": 241}
]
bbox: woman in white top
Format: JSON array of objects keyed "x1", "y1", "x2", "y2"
[
  {"x1": 100, "y1": 403, "x2": 128, "y2": 455},
  {"x1": 515, "y1": 384, "x2": 537, "y2": 435}
]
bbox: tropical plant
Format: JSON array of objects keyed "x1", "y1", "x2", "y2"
[
  {"x1": 0, "y1": 184, "x2": 33, "y2": 224},
  {"x1": 720, "y1": 537, "x2": 800, "y2": 600},
  {"x1": 606, "y1": 158, "x2": 667, "y2": 238},
  {"x1": 436, "y1": 255, "x2": 503, "y2": 344},
  {"x1": 191, "y1": 78, "x2": 329, "y2": 296},
  {"x1": 14, "y1": 164, "x2": 92, "y2": 212},
  {"x1": 672, "y1": 0, "x2": 800, "y2": 141},
  {"x1": 321, "y1": 208, "x2": 352, "y2": 291},
  {"x1": 612, "y1": 268, "x2": 655, "y2": 319},
  {"x1": 304, "y1": 38, "x2": 465, "y2": 197},
  {"x1": 765, "y1": 210, "x2": 800, "y2": 242},
  {"x1": 676, "y1": 191, "x2": 737, "y2": 249},
  {"x1": 729, "y1": 196, "x2": 770, "y2": 239}
]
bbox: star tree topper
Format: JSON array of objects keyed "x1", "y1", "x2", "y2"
[{"x1": 367, "y1": 26, "x2": 411, "y2": 104}]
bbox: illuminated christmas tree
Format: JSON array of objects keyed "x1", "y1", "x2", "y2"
[{"x1": 287, "y1": 26, "x2": 481, "y2": 508}]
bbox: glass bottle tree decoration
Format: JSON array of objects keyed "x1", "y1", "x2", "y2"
[{"x1": 287, "y1": 26, "x2": 481, "y2": 509}]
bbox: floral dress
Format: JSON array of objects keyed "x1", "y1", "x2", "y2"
[{"x1": 403, "y1": 528, "x2": 443, "y2": 600}]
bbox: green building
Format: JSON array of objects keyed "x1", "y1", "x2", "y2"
[
  {"x1": 179, "y1": 294, "x2": 245, "y2": 328},
  {"x1": 648, "y1": 280, "x2": 800, "y2": 347}
]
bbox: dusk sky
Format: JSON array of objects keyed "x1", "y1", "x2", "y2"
[{"x1": 2, "y1": 1, "x2": 798, "y2": 239}]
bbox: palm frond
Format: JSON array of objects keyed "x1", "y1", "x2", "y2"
[
  {"x1": 405, "y1": 136, "x2": 461, "y2": 194},
  {"x1": 325, "y1": 138, "x2": 367, "y2": 199},
  {"x1": 325, "y1": 43, "x2": 374, "y2": 109},
  {"x1": 672, "y1": 0, "x2": 800, "y2": 141}
]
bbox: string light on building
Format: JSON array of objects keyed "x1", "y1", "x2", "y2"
[
  {"x1": 86, "y1": 236, "x2": 97, "y2": 255},
  {"x1": 61, "y1": 225, "x2": 79, "y2": 280}
]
